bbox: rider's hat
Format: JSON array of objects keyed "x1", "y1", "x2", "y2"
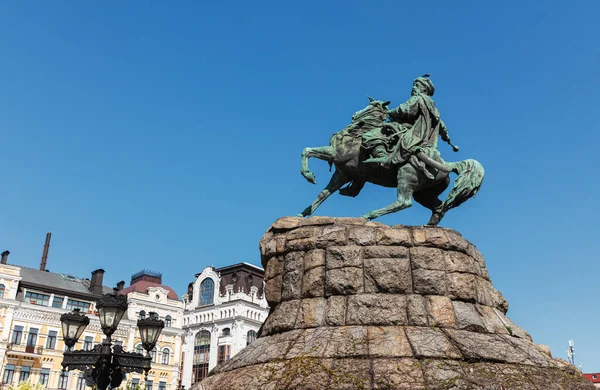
[{"x1": 413, "y1": 74, "x2": 435, "y2": 96}]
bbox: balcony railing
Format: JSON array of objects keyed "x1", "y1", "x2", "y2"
[{"x1": 7, "y1": 343, "x2": 44, "y2": 355}]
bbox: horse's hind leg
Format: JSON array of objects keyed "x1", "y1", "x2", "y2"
[
  {"x1": 362, "y1": 165, "x2": 417, "y2": 220},
  {"x1": 301, "y1": 146, "x2": 335, "y2": 184},
  {"x1": 299, "y1": 169, "x2": 348, "y2": 217},
  {"x1": 413, "y1": 176, "x2": 450, "y2": 225}
]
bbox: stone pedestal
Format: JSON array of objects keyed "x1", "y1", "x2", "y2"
[{"x1": 197, "y1": 217, "x2": 593, "y2": 390}]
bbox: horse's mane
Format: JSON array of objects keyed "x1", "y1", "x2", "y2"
[{"x1": 341, "y1": 114, "x2": 385, "y2": 137}]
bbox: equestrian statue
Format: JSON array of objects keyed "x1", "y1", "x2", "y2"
[{"x1": 299, "y1": 74, "x2": 484, "y2": 225}]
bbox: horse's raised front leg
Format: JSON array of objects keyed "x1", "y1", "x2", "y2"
[
  {"x1": 301, "y1": 146, "x2": 335, "y2": 184},
  {"x1": 362, "y1": 165, "x2": 417, "y2": 220},
  {"x1": 299, "y1": 169, "x2": 349, "y2": 217}
]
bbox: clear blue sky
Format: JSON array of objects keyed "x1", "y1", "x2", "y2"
[{"x1": 1, "y1": 0, "x2": 599, "y2": 371}]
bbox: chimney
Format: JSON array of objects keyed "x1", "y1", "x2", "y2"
[
  {"x1": 40, "y1": 232, "x2": 52, "y2": 271},
  {"x1": 1, "y1": 250, "x2": 9, "y2": 264},
  {"x1": 116, "y1": 281, "x2": 125, "y2": 291},
  {"x1": 90, "y1": 269, "x2": 105, "y2": 295}
]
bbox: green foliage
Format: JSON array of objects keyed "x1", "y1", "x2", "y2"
[
  {"x1": 8, "y1": 380, "x2": 44, "y2": 390},
  {"x1": 114, "y1": 379, "x2": 145, "y2": 390}
]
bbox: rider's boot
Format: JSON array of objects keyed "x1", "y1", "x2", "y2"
[{"x1": 364, "y1": 146, "x2": 390, "y2": 165}]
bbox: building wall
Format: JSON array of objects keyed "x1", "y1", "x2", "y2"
[
  {"x1": 0, "y1": 265, "x2": 185, "y2": 390},
  {"x1": 180, "y1": 265, "x2": 268, "y2": 388},
  {"x1": 123, "y1": 286, "x2": 185, "y2": 390}
]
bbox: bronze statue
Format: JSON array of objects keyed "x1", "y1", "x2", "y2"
[{"x1": 299, "y1": 74, "x2": 484, "y2": 225}]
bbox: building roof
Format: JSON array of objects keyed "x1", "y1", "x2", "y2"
[
  {"x1": 18, "y1": 265, "x2": 113, "y2": 296},
  {"x1": 583, "y1": 373, "x2": 600, "y2": 383},
  {"x1": 119, "y1": 280, "x2": 180, "y2": 301}
]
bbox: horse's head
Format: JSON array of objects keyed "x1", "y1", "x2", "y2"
[{"x1": 351, "y1": 96, "x2": 390, "y2": 124}]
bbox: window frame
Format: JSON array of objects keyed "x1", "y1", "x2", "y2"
[
  {"x1": 58, "y1": 372, "x2": 68, "y2": 389},
  {"x1": 46, "y1": 330, "x2": 58, "y2": 349},
  {"x1": 26, "y1": 328, "x2": 39, "y2": 347},
  {"x1": 83, "y1": 336, "x2": 93, "y2": 350},
  {"x1": 52, "y1": 296, "x2": 64, "y2": 308},
  {"x1": 2, "y1": 364, "x2": 15, "y2": 384},
  {"x1": 217, "y1": 344, "x2": 231, "y2": 364},
  {"x1": 246, "y1": 330, "x2": 257, "y2": 346},
  {"x1": 25, "y1": 291, "x2": 50, "y2": 306},
  {"x1": 66, "y1": 299, "x2": 90, "y2": 312},
  {"x1": 0, "y1": 283, "x2": 5, "y2": 298},
  {"x1": 11, "y1": 326, "x2": 24, "y2": 345},
  {"x1": 39, "y1": 368, "x2": 50, "y2": 387},
  {"x1": 161, "y1": 348, "x2": 170, "y2": 365},
  {"x1": 19, "y1": 366, "x2": 31, "y2": 382},
  {"x1": 200, "y1": 278, "x2": 215, "y2": 306},
  {"x1": 76, "y1": 374, "x2": 86, "y2": 390}
]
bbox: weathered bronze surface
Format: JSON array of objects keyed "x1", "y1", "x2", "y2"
[{"x1": 299, "y1": 74, "x2": 484, "y2": 225}]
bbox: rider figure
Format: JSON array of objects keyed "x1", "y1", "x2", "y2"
[{"x1": 362, "y1": 74, "x2": 454, "y2": 179}]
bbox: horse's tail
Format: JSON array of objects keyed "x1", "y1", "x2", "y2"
[
  {"x1": 416, "y1": 152, "x2": 484, "y2": 225},
  {"x1": 443, "y1": 159, "x2": 485, "y2": 211}
]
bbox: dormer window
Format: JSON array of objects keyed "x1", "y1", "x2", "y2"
[
  {"x1": 139, "y1": 310, "x2": 146, "y2": 320},
  {"x1": 221, "y1": 328, "x2": 230, "y2": 337}
]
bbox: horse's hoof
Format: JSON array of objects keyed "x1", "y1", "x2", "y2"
[
  {"x1": 302, "y1": 172, "x2": 316, "y2": 184},
  {"x1": 360, "y1": 214, "x2": 371, "y2": 221},
  {"x1": 296, "y1": 213, "x2": 305, "y2": 218}
]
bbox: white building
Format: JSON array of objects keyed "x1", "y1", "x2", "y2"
[
  {"x1": 118, "y1": 270, "x2": 185, "y2": 390},
  {"x1": 180, "y1": 263, "x2": 268, "y2": 387}
]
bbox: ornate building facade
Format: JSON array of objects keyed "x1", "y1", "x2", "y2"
[
  {"x1": 118, "y1": 270, "x2": 185, "y2": 390},
  {"x1": 180, "y1": 263, "x2": 268, "y2": 388},
  {"x1": 0, "y1": 250, "x2": 184, "y2": 390}
]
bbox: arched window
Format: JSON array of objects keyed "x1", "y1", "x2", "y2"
[
  {"x1": 193, "y1": 331, "x2": 211, "y2": 383},
  {"x1": 247, "y1": 330, "x2": 257, "y2": 346},
  {"x1": 221, "y1": 328, "x2": 230, "y2": 337},
  {"x1": 200, "y1": 278, "x2": 214, "y2": 305},
  {"x1": 150, "y1": 347, "x2": 158, "y2": 363},
  {"x1": 135, "y1": 343, "x2": 143, "y2": 354},
  {"x1": 161, "y1": 348, "x2": 170, "y2": 364},
  {"x1": 139, "y1": 310, "x2": 146, "y2": 320},
  {"x1": 0, "y1": 284, "x2": 5, "y2": 298},
  {"x1": 165, "y1": 315, "x2": 172, "y2": 327}
]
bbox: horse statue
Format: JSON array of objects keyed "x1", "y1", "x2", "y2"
[{"x1": 298, "y1": 97, "x2": 484, "y2": 225}]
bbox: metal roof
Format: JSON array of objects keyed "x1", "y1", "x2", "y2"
[{"x1": 18, "y1": 266, "x2": 112, "y2": 297}]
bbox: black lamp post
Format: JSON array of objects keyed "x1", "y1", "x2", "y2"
[{"x1": 60, "y1": 290, "x2": 165, "y2": 390}]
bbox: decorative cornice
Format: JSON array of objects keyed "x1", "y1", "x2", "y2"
[{"x1": 12, "y1": 308, "x2": 129, "y2": 337}]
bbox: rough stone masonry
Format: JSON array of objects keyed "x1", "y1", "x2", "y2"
[{"x1": 195, "y1": 217, "x2": 594, "y2": 390}]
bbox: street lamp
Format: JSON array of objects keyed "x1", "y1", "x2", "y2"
[
  {"x1": 60, "y1": 308, "x2": 90, "y2": 350},
  {"x1": 138, "y1": 312, "x2": 165, "y2": 353},
  {"x1": 60, "y1": 289, "x2": 165, "y2": 390},
  {"x1": 96, "y1": 292, "x2": 128, "y2": 337}
]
